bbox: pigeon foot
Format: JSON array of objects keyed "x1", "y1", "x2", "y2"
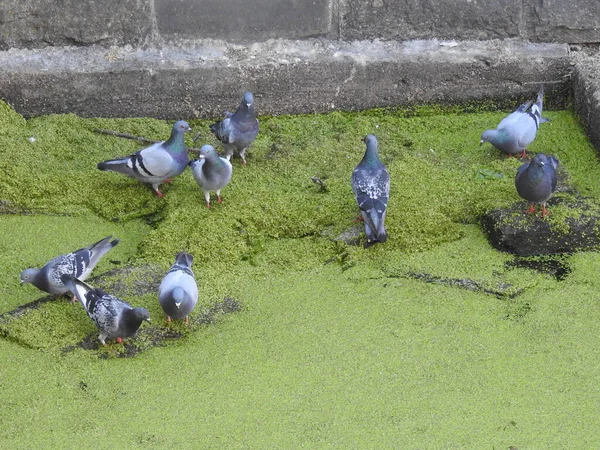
[
  {"x1": 217, "y1": 195, "x2": 223, "y2": 203},
  {"x1": 116, "y1": 337, "x2": 124, "y2": 344},
  {"x1": 155, "y1": 190, "x2": 165, "y2": 198},
  {"x1": 541, "y1": 204, "x2": 550, "y2": 217},
  {"x1": 526, "y1": 204, "x2": 536, "y2": 214}
]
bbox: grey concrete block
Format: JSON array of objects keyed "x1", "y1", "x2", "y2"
[
  {"x1": 0, "y1": 0, "x2": 155, "y2": 50},
  {"x1": 525, "y1": 0, "x2": 600, "y2": 43},
  {"x1": 572, "y1": 50, "x2": 600, "y2": 152},
  {"x1": 0, "y1": 39, "x2": 571, "y2": 119},
  {"x1": 155, "y1": 0, "x2": 332, "y2": 42},
  {"x1": 340, "y1": 0, "x2": 523, "y2": 41}
]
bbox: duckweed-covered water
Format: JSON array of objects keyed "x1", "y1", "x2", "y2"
[{"x1": 1, "y1": 100, "x2": 600, "y2": 448}]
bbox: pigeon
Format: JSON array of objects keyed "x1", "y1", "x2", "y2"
[
  {"x1": 98, "y1": 120, "x2": 192, "y2": 197},
  {"x1": 20, "y1": 235, "x2": 119, "y2": 301},
  {"x1": 515, "y1": 153, "x2": 559, "y2": 217},
  {"x1": 209, "y1": 91, "x2": 259, "y2": 165},
  {"x1": 480, "y1": 85, "x2": 550, "y2": 159},
  {"x1": 61, "y1": 275, "x2": 150, "y2": 345},
  {"x1": 158, "y1": 252, "x2": 198, "y2": 324},
  {"x1": 189, "y1": 144, "x2": 233, "y2": 208},
  {"x1": 351, "y1": 134, "x2": 390, "y2": 244}
]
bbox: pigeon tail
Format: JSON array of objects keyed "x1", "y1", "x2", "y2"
[
  {"x1": 60, "y1": 275, "x2": 94, "y2": 311},
  {"x1": 175, "y1": 251, "x2": 193, "y2": 268},
  {"x1": 97, "y1": 158, "x2": 132, "y2": 174}
]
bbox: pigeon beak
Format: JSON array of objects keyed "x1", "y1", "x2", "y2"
[
  {"x1": 145, "y1": 318, "x2": 151, "y2": 323},
  {"x1": 361, "y1": 137, "x2": 367, "y2": 143},
  {"x1": 197, "y1": 154, "x2": 206, "y2": 159},
  {"x1": 246, "y1": 103, "x2": 251, "y2": 107},
  {"x1": 175, "y1": 302, "x2": 182, "y2": 309},
  {"x1": 479, "y1": 140, "x2": 484, "y2": 147},
  {"x1": 19, "y1": 280, "x2": 24, "y2": 286}
]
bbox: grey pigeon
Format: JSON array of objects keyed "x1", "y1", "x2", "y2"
[
  {"x1": 189, "y1": 144, "x2": 233, "y2": 208},
  {"x1": 209, "y1": 91, "x2": 259, "y2": 165},
  {"x1": 515, "y1": 153, "x2": 559, "y2": 217},
  {"x1": 98, "y1": 120, "x2": 192, "y2": 197},
  {"x1": 480, "y1": 86, "x2": 550, "y2": 159},
  {"x1": 61, "y1": 275, "x2": 150, "y2": 345},
  {"x1": 351, "y1": 134, "x2": 390, "y2": 244},
  {"x1": 20, "y1": 235, "x2": 119, "y2": 301},
  {"x1": 158, "y1": 252, "x2": 198, "y2": 323}
]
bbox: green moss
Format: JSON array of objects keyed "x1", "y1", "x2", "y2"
[{"x1": 2, "y1": 100, "x2": 600, "y2": 447}]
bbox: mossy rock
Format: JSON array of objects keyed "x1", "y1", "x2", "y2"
[{"x1": 481, "y1": 195, "x2": 600, "y2": 256}]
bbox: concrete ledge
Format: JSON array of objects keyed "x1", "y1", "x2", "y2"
[
  {"x1": 0, "y1": 39, "x2": 572, "y2": 119},
  {"x1": 573, "y1": 50, "x2": 600, "y2": 152}
]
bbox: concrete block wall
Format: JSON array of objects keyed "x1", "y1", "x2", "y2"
[{"x1": 1, "y1": 0, "x2": 599, "y2": 50}]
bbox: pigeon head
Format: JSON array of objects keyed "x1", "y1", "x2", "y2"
[
  {"x1": 173, "y1": 120, "x2": 192, "y2": 134},
  {"x1": 198, "y1": 144, "x2": 217, "y2": 160},
  {"x1": 362, "y1": 134, "x2": 378, "y2": 146},
  {"x1": 20, "y1": 268, "x2": 39, "y2": 285},
  {"x1": 172, "y1": 287, "x2": 186, "y2": 308},
  {"x1": 480, "y1": 129, "x2": 496, "y2": 146},
  {"x1": 531, "y1": 153, "x2": 549, "y2": 168},
  {"x1": 480, "y1": 128, "x2": 511, "y2": 148},
  {"x1": 131, "y1": 307, "x2": 151, "y2": 323},
  {"x1": 242, "y1": 91, "x2": 254, "y2": 108}
]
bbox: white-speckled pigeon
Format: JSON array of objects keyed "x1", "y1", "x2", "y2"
[
  {"x1": 480, "y1": 85, "x2": 550, "y2": 159},
  {"x1": 209, "y1": 92, "x2": 259, "y2": 165},
  {"x1": 20, "y1": 235, "x2": 119, "y2": 301},
  {"x1": 98, "y1": 120, "x2": 192, "y2": 197},
  {"x1": 189, "y1": 144, "x2": 233, "y2": 208},
  {"x1": 351, "y1": 134, "x2": 390, "y2": 244},
  {"x1": 61, "y1": 275, "x2": 150, "y2": 345},
  {"x1": 515, "y1": 153, "x2": 559, "y2": 217},
  {"x1": 158, "y1": 252, "x2": 198, "y2": 324}
]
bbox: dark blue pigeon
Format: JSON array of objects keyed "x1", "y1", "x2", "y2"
[
  {"x1": 515, "y1": 153, "x2": 559, "y2": 217},
  {"x1": 98, "y1": 120, "x2": 191, "y2": 197},
  {"x1": 209, "y1": 92, "x2": 259, "y2": 165},
  {"x1": 351, "y1": 134, "x2": 390, "y2": 244},
  {"x1": 481, "y1": 86, "x2": 549, "y2": 159},
  {"x1": 61, "y1": 275, "x2": 150, "y2": 345},
  {"x1": 20, "y1": 236, "x2": 119, "y2": 301},
  {"x1": 158, "y1": 252, "x2": 198, "y2": 324}
]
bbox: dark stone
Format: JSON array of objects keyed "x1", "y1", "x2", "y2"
[
  {"x1": 155, "y1": 0, "x2": 331, "y2": 42},
  {"x1": 0, "y1": 40, "x2": 571, "y2": 119},
  {"x1": 524, "y1": 0, "x2": 600, "y2": 43},
  {"x1": 572, "y1": 50, "x2": 600, "y2": 156},
  {"x1": 0, "y1": 0, "x2": 154, "y2": 50},
  {"x1": 341, "y1": 0, "x2": 523, "y2": 41},
  {"x1": 481, "y1": 196, "x2": 600, "y2": 256}
]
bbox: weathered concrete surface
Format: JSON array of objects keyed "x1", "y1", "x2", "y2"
[
  {"x1": 0, "y1": 0, "x2": 155, "y2": 50},
  {"x1": 572, "y1": 49, "x2": 600, "y2": 153},
  {"x1": 525, "y1": 0, "x2": 600, "y2": 44},
  {"x1": 481, "y1": 196, "x2": 600, "y2": 256},
  {"x1": 340, "y1": 0, "x2": 600, "y2": 44},
  {"x1": 340, "y1": 0, "x2": 523, "y2": 41},
  {"x1": 155, "y1": 0, "x2": 332, "y2": 42},
  {"x1": 1, "y1": 0, "x2": 600, "y2": 51},
  {"x1": 0, "y1": 39, "x2": 571, "y2": 119}
]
